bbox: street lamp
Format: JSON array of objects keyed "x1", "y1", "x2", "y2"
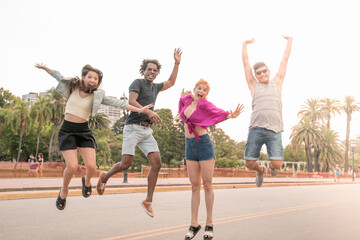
[
  {"x1": 351, "y1": 140, "x2": 356, "y2": 182},
  {"x1": 121, "y1": 92, "x2": 129, "y2": 184}
]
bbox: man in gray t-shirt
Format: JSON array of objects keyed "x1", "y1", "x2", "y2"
[
  {"x1": 242, "y1": 36, "x2": 293, "y2": 187},
  {"x1": 97, "y1": 48, "x2": 183, "y2": 217}
]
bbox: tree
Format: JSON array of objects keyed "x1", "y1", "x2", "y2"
[
  {"x1": 0, "y1": 88, "x2": 15, "y2": 108},
  {"x1": 4, "y1": 98, "x2": 32, "y2": 162},
  {"x1": 47, "y1": 88, "x2": 65, "y2": 161},
  {"x1": 297, "y1": 98, "x2": 325, "y2": 124},
  {"x1": 341, "y1": 96, "x2": 360, "y2": 172},
  {"x1": 152, "y1": 109, "x2": 185, "y2": 168},
  {"x1": 320, "y1": 98, "x2": 341, "y2": 129},
  {"x1": 89, "y1": 113, "x2": 111, "y2": 130},
  {"x1": 112, "y1": 117, "x2": 126, "y2": 135},
  {"x1": 31, "y1": 96, "x2": 52, "y2": 157},
  {"x1": 109, "y1": 135, "x2": 123, "y2": 167},
  {"x1": 283, "y1": 144, "x2": 306, "y2": 163},
  {"x1": 209, "y1": 127, "x2": 242, "y2": 168},
  {"x1": 290, "y1": 116, "x2": 323, "y2": 172},
  {"x1": 0, "y1": 107, "x2": 17, "y2": 159},
  {"x1": 296, "y1": 98, "x2": 325, "y2": 172},
  {"x1": 319, "y1": 126, "x2": 343, "y2": 172}
]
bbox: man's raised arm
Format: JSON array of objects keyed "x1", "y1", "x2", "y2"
[
  {"x1": 242, "y1": 39, "x2": 257, "y2": 96},
  {"x1": 161, "y1": 48, "x2": 182, "y2": 91},
  {"x1": 275, "y1": 36, "x2": 293, "y2": 92}
]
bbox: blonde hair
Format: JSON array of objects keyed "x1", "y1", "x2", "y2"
[{"x1": 195, "y1": 78, "x2": 210, "y2": 93}]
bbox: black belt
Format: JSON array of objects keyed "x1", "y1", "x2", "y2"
[{"x1": 138, "y1": 121, "x2": 152, "y2": 127}]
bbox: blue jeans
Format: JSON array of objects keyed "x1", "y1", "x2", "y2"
[{"x1": 244, "y1": 127, "x2": 283, "y2": 160}]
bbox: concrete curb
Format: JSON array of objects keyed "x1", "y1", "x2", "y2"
[{"x1": 1, "y1": 181, "x2": 358, "y2": 200}]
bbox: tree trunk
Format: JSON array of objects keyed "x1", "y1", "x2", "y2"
[
  {"x1": 36, "y1": 123, "x2": 41, "y2": 157},
  {"x1": 16, "y1": 120, "x2": 25, "y2": 164},
  {"x1": 326, "y1": 161, "x2": 329, "y2": 172},
  {"x1": 344, "y1": 112, "x2": 352, "y2": 172},
  {"x1": 305, "y1": 145, "x2": 313, "y2": 172},
  {"x1": 314, "y1": 149, "x2": 321, "y2": 172},
  {"x1": 48, "y1": 123, "x2": 58, "y2": 161}
]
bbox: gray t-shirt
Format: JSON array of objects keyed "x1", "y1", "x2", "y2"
[
  {"x1": 249, "y1": 81, "x2": 283, "y2": 132},
  {"x1": 126, "y1": 79, "x2": 164, "y2": 125}
]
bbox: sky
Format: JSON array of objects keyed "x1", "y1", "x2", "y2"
[{"x1": 1, "y1": 0, "x2": 360, "y2": 146}]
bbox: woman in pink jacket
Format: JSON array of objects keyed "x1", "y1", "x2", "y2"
[{"x1": 179, "y1": 79, "x2": 244, "y2": 240}]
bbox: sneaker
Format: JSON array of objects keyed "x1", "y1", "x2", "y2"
[
  {"x1": 256, "y1": 166, "x2": 266, "y2": 187},
  {"x1": 96, "y1": 171, "x2": 107, "y2": 195},
  {"x1": 141, "y1": 200, "x2": 154, "y2": 218},
  {"x1": 270, "y1": 168, "x2": 279, "y2": 177}
]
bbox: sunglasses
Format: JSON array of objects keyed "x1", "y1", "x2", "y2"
[{"x1": 255, "y1": 69, "x2": 268, "y2": 75}]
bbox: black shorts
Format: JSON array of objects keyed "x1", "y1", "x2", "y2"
[{"x1": 58, "y1": 120, "x2": 97, "y2": 151}]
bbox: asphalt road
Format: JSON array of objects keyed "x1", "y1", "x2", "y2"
[{"x1": 1, "y1": 184, "x2": 360, "y2": 240}]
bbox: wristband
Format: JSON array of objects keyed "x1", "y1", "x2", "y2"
[{"x1": 175, "y1": 62, "x2": 180, "y2": 65}]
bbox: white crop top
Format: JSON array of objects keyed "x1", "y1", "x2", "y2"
[{"x1": 65, "y1": 88, "x2": 94, "y2": 121}]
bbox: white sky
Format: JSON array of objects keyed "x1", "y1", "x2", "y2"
[{"x1": 1, "y1": 0, "x2": 360, "y2": 146}]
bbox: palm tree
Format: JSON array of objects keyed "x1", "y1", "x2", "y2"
[
  {"x1": 297, "y1": 98, "x2": 325, "y2": 171},
  {"x1": 31, "y1": 96, "x2": 52, "y2": 157},
  {"x1": 297, "y1": 98, "x2": 324, "y2": 123},
  {"x1": 341, "y1": 96, "x2": 360, "y2": 172},
  {"x1": 319, "y1": 126, "x2": 343, "y2": 172},
  {"x1": 4, "y1": 98, "x2": 32, "y2": 162},
  {"x1": 47, "y1": 89, "x2": 65, "y2": 161},
  {"x1": 89, "y1": 113, "x2": 111, "y2": 130},
  {"x1": 320, "y1": 98, "x2": 341, "y2": 129},
  {"x1": 290, "y1": 116, "x2": 322, "y2": 172}
]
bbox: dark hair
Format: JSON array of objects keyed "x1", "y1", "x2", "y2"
[
  {"x1": 139, "y1": 59, "x2": 161, "y2": 75},
  {"x1": 38, "y1": 153, "x2": 43, "y2": 159},
  {"x1": 69, "y1": 64, "x2": 103, "y2": 94},
  {"x1": 253, "y1": 62, "x2": 268, "y2": 72}
]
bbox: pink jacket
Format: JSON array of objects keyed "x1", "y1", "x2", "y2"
[{"x1": 179, "y1": 94, "x2": 230, "y2": 140}]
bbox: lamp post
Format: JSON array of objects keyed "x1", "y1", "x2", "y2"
[
  {"x1": 121, "y1": 92, "x2": 129, "y2": 183},
  {"x1": 351, "y1": 140, "x2": 356, "y2": 182}
]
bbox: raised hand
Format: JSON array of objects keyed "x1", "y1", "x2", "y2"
[
  {"x1": 174, "y1": 48, "x2": 182, "y2": 63},
  {"x1": 35, "y1": 63, "x2": 47, "y2": 70},
  {"x1": 282, "y1": 35, "x2": 293, "y2": 41},
  {"x1": 229, "y1": 104, "x2": 245, "y2": 119},
  {"x1": 243, "y1": 38, "x2": 255, "y2": 45},
  {"x1": 181, "y1": 88, "x2": 191, "y2": 96}
]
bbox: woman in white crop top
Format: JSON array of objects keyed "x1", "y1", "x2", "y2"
[{"x1": 35, "y1": 63, "x2": 153, "y2": 210}]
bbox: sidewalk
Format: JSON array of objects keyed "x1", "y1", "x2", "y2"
[{"x1": 0, "y1": 176, "x2": 358, "y2": 200}]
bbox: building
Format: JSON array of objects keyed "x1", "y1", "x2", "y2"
[
  {"x1": 22, "y1": 92, "x2": 38, "y2": 103},
  {"x1": 98, "y1": 94, "x2": 128, "y2": 127},
  {"x1": 22, "y1": 91, "x2": 51, "y2": 104}
]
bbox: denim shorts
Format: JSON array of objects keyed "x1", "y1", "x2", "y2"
[
  {"x1": 122, "y1": 124, "x2": 159, "y2": 156},
  {"x1": 58, "y1": 120, "x2": 97, "y2": 150},
  {"x1": 244, "y1": 127, "x2": 283, "y2": 160},
  {"x1": 185, "y1": 134, "x2": 215, "y2": 161}
]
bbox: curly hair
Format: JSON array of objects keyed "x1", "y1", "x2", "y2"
[
  {"x1": 69, "y1": 64, "x2": 103, "y2": 94},
  {"x1": 253, "y1": 62, "x2": 268, "y2": 72},
  {"x1": 139, "y1": 59, "x2": 161, "y2": 75}
]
